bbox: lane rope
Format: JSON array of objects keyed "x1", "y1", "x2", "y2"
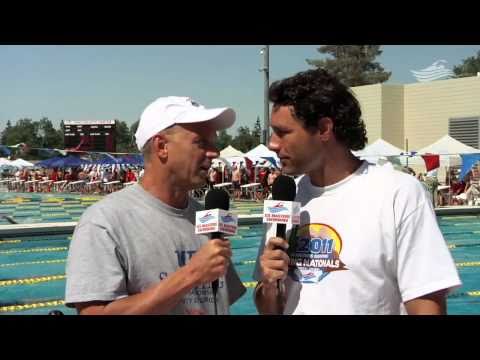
[
  {"x1": 0, "y1": 274, "x2": 66, "y2": 287},
  {"x1": 0, "y1": 259, "x2": 66, "y2": 268},
  {"x1": 0, "y1": 300, "x2": 65, "y2": 313}
]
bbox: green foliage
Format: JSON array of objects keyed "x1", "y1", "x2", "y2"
[
  {"x1": 306, "y1": 45, "x2": 391, "y2": 86},
  {"x1": 231, "y1": 126, "x2": 259, "y2": 153},
  {"x1": 115, "y1": 119, "x2": 137, "y2": 153},
  {"x1": 1, "y1": 115, "x2": 267, "y2": 158},
  {"x1": 453, "y1": 50, "x2": 480, "y2": 78},
  {"x1": 216, "y1": 129, "x2": 233, "y2": 150}
]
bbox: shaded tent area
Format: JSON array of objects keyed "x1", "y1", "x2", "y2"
[
  {"x1": 212, "y1": 144, "x2": 281, "y2": 171},
  {"x1": 34, "y1": 153, "x2": 144, "y2": 168},
  {"x1": 35, "y1": 155, "x2": 91, "y2": 168},
  {"x1": 400, "y1": 135, "x2": 480, "y2": 167},
  {"x1": 245, "y1": 144, "x2": 280, "y2": 168}
]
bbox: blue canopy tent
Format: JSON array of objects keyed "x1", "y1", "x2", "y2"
[
  {"x1": 35, "y1": 156, "x2": 65, "y2": 168},
  {"x1": 49, "y1": 155, "x2": 91, "y2": 169},
  {"x1": 90, "y1": 153, "x2": 123, "y2": 166},
  {"x1": 117, "y1": 154, "x2": 144, "y2": 166},
  {"x1": 0, "y1": 145, "x2": 12, "y2": 157}
]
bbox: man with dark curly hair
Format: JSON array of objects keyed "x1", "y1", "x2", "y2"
[{"x1": 253, "y1": 69, "x2": 461, "y2": 315}]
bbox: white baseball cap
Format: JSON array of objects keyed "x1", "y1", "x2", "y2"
[{"x1": 135, "y1": 96, "x2": 236, "y2": 150}]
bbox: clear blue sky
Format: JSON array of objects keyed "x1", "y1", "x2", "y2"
[{"x1": 1, "y1": 45, "x2": 479, "y2": 135}]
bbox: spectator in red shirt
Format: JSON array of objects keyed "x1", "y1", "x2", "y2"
[{"x1": 126, "y1": 169, "x2": 137, "y2": 183}]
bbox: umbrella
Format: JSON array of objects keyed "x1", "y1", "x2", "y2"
[
  {"x1": 117, "y1": 154, "x2": 144, "y2": 166},
  {"x1": 50, "y1": 155, "x2": 91, "y2": 168},
  {"x1": 35, "y1": 156, "x2": 64, "y2": 168}
]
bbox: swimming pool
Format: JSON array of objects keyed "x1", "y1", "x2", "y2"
[
  {"x1": 0, "y1": 193, "x2": 262, "y2": 225},
  {"x1": 0, "y1": 193, "x2": 479, "y2": 315}
]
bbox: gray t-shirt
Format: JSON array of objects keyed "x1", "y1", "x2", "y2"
[{"x1": 65, "y1": 184, "x2": 246, "y2": 315}]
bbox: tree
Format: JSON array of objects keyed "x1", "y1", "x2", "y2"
[
  {"x1": 252, "y1": 117, "x2": 262, "y2": 147},
  {"x1": 231, "y1": 126, "x2": 256, "y2": 153},
  {"x1": 1, "y1": 120, "x2": 12, "y2": 144},
  {"x1": 4, "y1": 118, "x2": 41, "y2": 147},
  {"x1": 216, "y1": 129, "x2": 232, "y2": 151},
  {"x1": 115, "y1": 119, "x2": 135, "y2": 153},
  {"x1": 37, "y1": 117, "x2": 63, "y2": 149},
  {"x1": 453, "y1": 50, "x2": 480, "y2": 78},
  {"x1": 306, "y1": 45, "x2": 391, "y2": 87},
  {"x1": 129, "y1": 119, "x2": 140, "y2": 152},
  {"x1": 58, "y1": 120, "x2": 65, "y2": 148}
]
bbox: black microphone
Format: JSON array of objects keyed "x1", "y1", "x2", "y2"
[
  {"x1": 204, "y1": 189, "x2": 230, "y2": 304},
  {"x1": 270, "y1": 175, "x2": 296, "y2": 293},
  {"x1": 271, "y1": 175, "x2": 297, "y2": 241}
]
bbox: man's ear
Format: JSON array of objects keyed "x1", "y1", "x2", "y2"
[
  {"x1": 316, "y1": 117, "x2": 334, "y2": 142},
  {"x1": 153, "y1": 134, "x2": 169, "y2": 160}
]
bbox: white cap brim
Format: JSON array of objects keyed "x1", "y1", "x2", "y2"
[{"x1": 175, "y1": 107, "x2": 235, "y2": 130}]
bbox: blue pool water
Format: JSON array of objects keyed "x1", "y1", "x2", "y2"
[{"x1": 0, "y1": 193, "x2": 479, "y2": 315}]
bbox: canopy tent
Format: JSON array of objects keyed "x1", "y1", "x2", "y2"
[
  {"x1": 225, "y1": 156, "x2": 247, "y2": 167},
  {"x1": 0, "y1": 158, "x2": 14, "y2": 171},
  {"x1": 116, "y1": 154, "x2": 144, "y2": 166},
  {"x1": 212, "y1": 156, "x2": 246, "y2": 168},
  {"x1": 0, "y1": 158, "x2": 12, "y2": 166},
  {"x1": 49, "y1": 155, "x2": 91, "y2": 169},
  {"x1": 10, "y1": 158, "x2": 34, "y2": 168},
  {"x1": 35, "y1": 155, "x2": 91, "y2": 168},
  {"x1": 0, "y1": 146, "x2": 11, "y2": 157},
  {"x1": 35, "y1": 156, "x2": 64, "y2": 168},
  {"x1": 245, "y1": 144, "x2": 280, "y2": 168},
  {"x1": 92, "y1": 153, "x2": 121, "y2": 165},
  {"x1": 256, "y1": 157, "x2": 279, "y2": 168},
  {"x1": 219, "y1": 145, "x2": 244, "y2": 158},
  {"x1": 401, "y1": 135, "x2": 480, "y2": 167},
  {"x1": 353, "y1": 139, "x2": 404, "y2": 164}
]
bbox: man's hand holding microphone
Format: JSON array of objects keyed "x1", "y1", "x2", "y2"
[
  {"x1": 195, "y1": 188, "x2": 238, "y2": 314},
  {"x1": 256, "y1": 175, "x2": 299, "y2": 314}
]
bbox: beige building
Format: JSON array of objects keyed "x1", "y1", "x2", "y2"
[{"x1": 351, "y1": 75, "x2": 480, "y2": 151}]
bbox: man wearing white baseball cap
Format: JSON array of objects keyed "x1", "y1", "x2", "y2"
[{"x1": 65, "y1": 96, "x2": 246, "y2": 315}]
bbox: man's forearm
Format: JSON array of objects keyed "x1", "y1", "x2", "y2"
[
  {"x1": 80, "y1": 264, "x2": 201, "y2": 315},
  {"x1": 254, "y1": 281, "x2": 284, "y2": 315},
  {"x1": 404, "y1": 290, "x2": 447, "y2": 315}
]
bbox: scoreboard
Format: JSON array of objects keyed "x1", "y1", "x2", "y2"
[{"x1": 64, "y1": 120, "x2": 116, "y2": 152}]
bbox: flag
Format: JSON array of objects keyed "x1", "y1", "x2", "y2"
[
  {"x1": 460, "y1": 154, "x2": 480, "y2": 181},
  {"x1": 421, "y1": 154, "x2": 440, "y2": 171}
]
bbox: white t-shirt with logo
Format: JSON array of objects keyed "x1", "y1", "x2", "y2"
[{"x1": 254, "y1": 161, "x2": 461, "y2": 314}]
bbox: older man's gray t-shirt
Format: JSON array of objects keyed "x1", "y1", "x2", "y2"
[{"x1": 65, "y1": 184, "x2": 245, "y2": 315}]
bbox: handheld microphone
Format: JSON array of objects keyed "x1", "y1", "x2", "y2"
[
  {"x1": 263, "y1": 175, "x2": 299, "y2": 291},
  {"x1": 195, "y1": 189, "x2": 238, "y2": 314},
  {"x1": 204, "y1": 188, "x2": 230, "y2": 239},
  {"x1": 271, "y1": 175, "x2": 297, "y2": 240}
]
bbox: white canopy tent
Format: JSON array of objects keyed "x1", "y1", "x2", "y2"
[
  {"x1": 353, "y1": 139, "x2": 404, "y2": 164},
  {"x1": 10, "y1": 158, "x2": 34, "y2": 168},
  {"x1": 0, "y1": 158, "x2": 12, "y2": 166},
  {"x1": 400, "y1": 135, "x2": 480, "y2": 167},
  {"x1": 219, "y1": 145, "x2": 245, "y2": 158}
]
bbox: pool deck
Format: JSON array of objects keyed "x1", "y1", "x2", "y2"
[
  {"x1": 0, "y1": 214, "x2": 264, "y2": 238},
  {"x1": 435, "y1": 205, "x2": 480, "y2": 215}
]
